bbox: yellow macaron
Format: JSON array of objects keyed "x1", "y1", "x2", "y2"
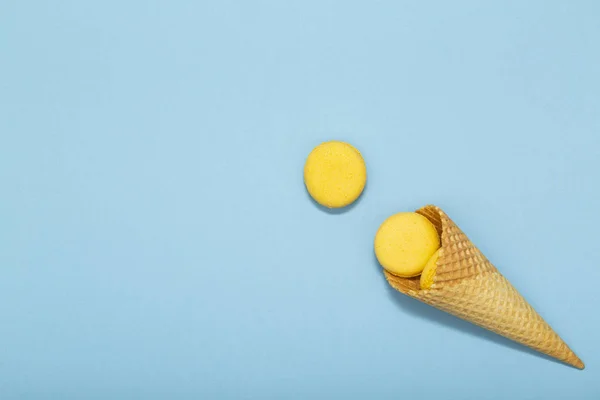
[
  {"x1": 374, "y1": 212, "x2": 440, "y2": 277},
  {"x1": 420, "y1": 248, "x2": 442, "y2": 289},
  {"x1": 304, "y1": 141, "x2": 367, "y2": 208}
]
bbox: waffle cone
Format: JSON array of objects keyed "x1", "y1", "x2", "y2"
[{"x1": 384, "y1": 205, "x2": 584, "y2": 369}]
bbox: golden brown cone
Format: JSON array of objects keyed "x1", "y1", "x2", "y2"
[{"x1": 384, "y1": 205, "x2": 584, "y2": 369}]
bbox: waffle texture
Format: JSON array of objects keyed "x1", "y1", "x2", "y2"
[{"x1": 384, "y1": 205, "x2": 584, "y2": 369}]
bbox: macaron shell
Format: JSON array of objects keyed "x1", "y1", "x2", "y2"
[
  {"x1": 374, "y1": 212, "x2": 440, "y2": 277},
  {"x1": 420, "y1": 248, "x2": 441, "y2": 289},
  {"x1": 304, "y1": 141, "x2": 367, "y2": 208}
]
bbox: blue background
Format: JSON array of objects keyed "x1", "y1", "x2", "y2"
[{"x1": 1, "y1": 1, "x2": 599, "y2": 398}]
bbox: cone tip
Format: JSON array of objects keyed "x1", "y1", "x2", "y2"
[{"x1": 569, "y1": 356, "x2": 585, "y2": 370}]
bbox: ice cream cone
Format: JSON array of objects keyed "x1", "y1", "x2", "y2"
[{"x1": 384, "y1": 205, "x2": 584, "y2": 369}]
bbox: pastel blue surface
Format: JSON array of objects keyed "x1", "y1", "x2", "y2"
[{"x1": 1, "y1": 1, "x2": 599, "y2": 398}]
